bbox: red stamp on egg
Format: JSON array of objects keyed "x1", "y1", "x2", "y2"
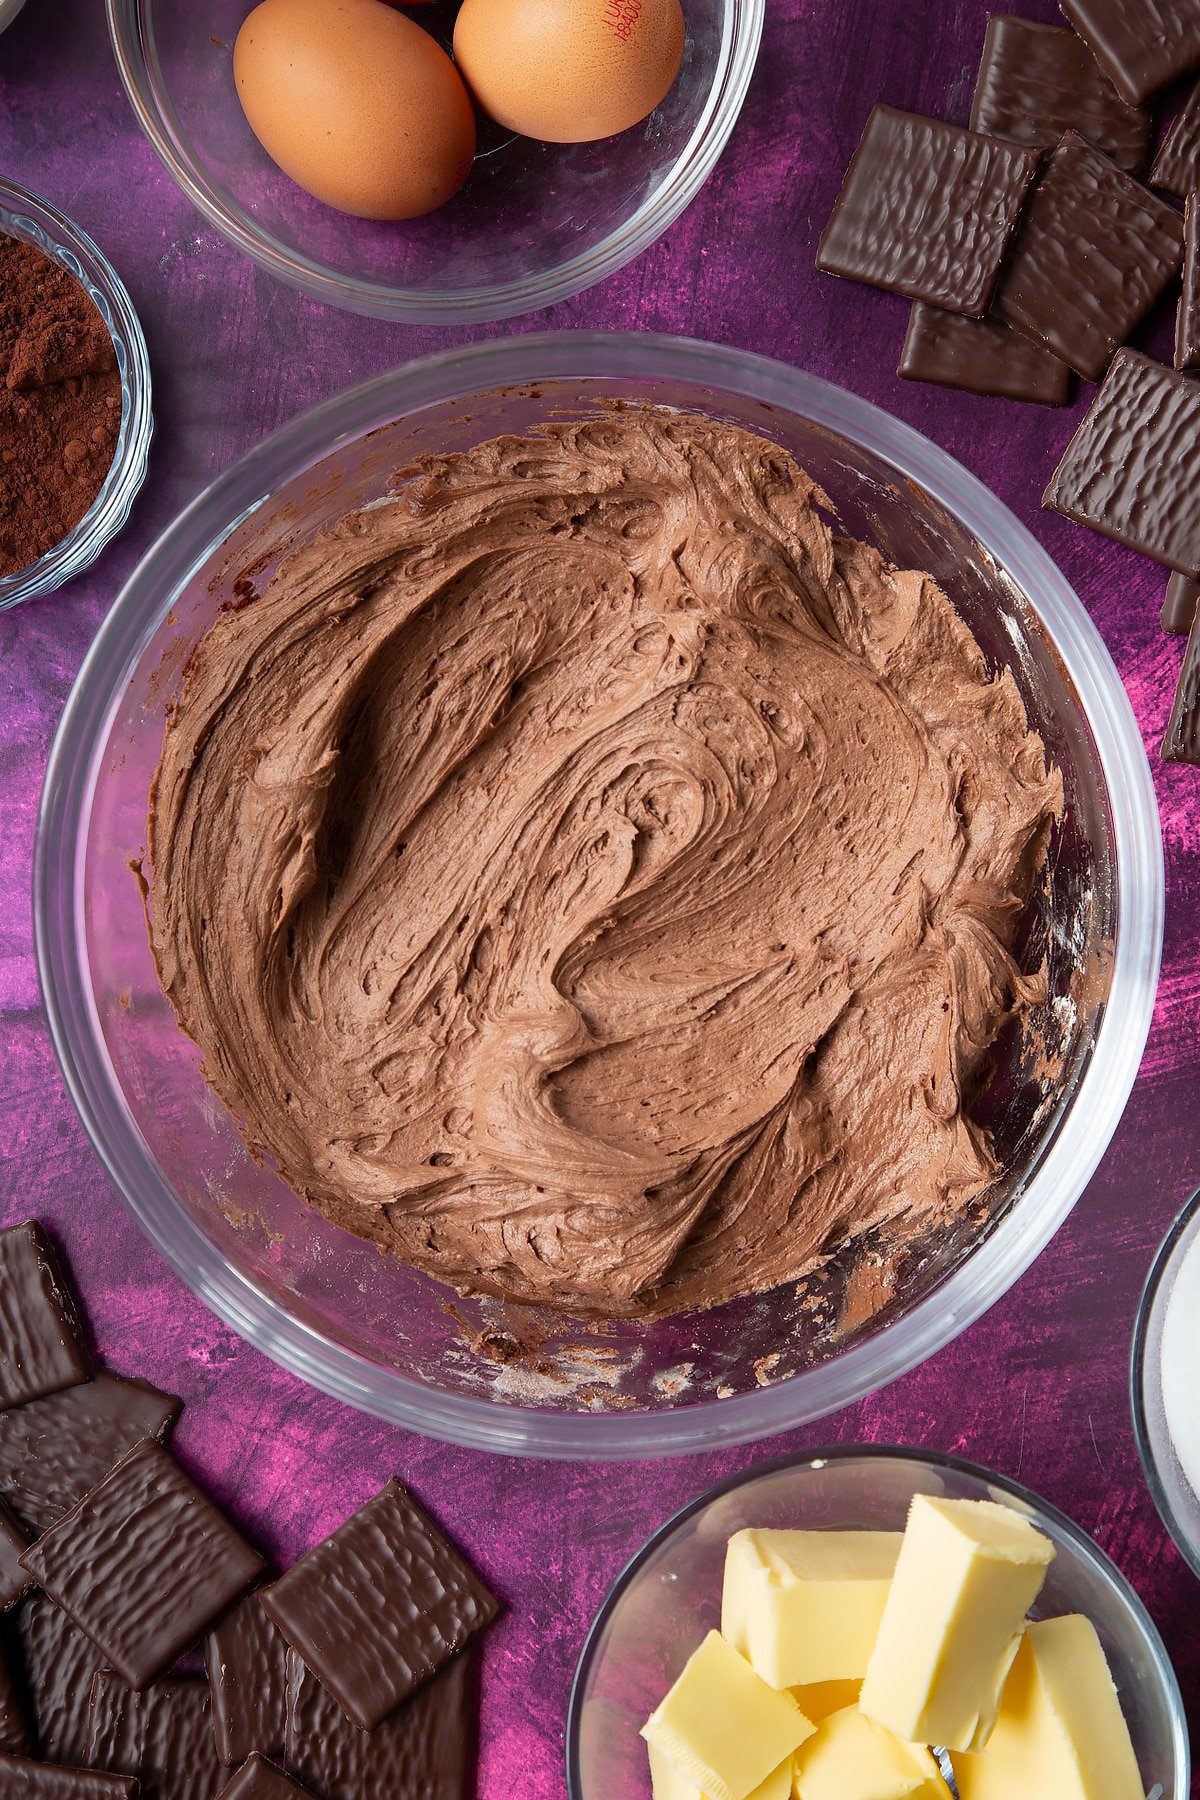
[{"x1": 602, "y1": 0, "x2": 643, "y2": 42}]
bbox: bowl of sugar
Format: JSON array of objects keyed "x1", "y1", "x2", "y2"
[{"x1": 1131, "y1": 1187, "x2": 1200, "y2": 1579}]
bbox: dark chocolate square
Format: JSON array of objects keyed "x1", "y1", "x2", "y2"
[
  {"x1": 1059, "y1": 0, "x2": 1200, "y2": 106},
  {"x1": 0, "y1": 1371, "x2": 181, "y2": 1536},
  {"x1": 19, "y1": 1439, "x2": 264, "y2": 1690},
  {"x1": 261, "y1": 1482, "x2": 497, "y2": 1734},
  {"x1": 206, "y1": 1592, "x2": 288, "y2": 1765},
  {"x1": 0, "y1": 1757, "x2": 136, "y2": 1799},
  {"x1": 970, "y1": 14, "x2": 1152, "y2": 174},
  {"x1": 14, "y1": 1590, "x2": 108, "y2": 1766},
  {"x1": 0, "y1": 1223, "x2": 91, "y2": 1411},
  {"x1": 88, "y1": 1670, "x2": 230, "y2": 1800},
  {"x1": 898, "y1": 303, "x2": 1073, "y2": 404},
  {"x1": 0, "y1": 1638, "x2": 32, "y2": 1756},
  {"x1": 1150, "y1": 80, "x2": 1200, "y2": 196},
  {"x1": 0, "y1": 1495, "x2": 33, "y2": 1611},
  {"x1": 995, "y1": 131, "x2": 1182, "y2": 379},
  {"x1": 1163, "y1": 573, "x2": 1200, "y2": 634},
  {"x1": 1176, "y1": 194, "x2": 1200, "y2": 371},
  {"x1": 817, "y1": 105, "x2": 1041, "y2": 316},
  {"x1": 284, "y1": 1648, "x2": 472, "y2": 1800},
  {"x1": 1163, "y1": 603, "x2": 1200, "y2": 762},
  {"x1": 217, "y1": 1754, "x2": 314, "y2": 1800},
  {"x1": 1044, "y1": 350, "x2": 1200, "y2": 574}
]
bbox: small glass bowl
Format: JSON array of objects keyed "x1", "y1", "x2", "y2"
[
  {"x1": 567, "y1": 1447, "x2": 1189, "y2": 1800},
  {"x1": 1131, "y1": 1188, "x2": 1200, "y2": 1579},
  {"x1": 105, "y1": 0, "x2": 763, "y2": 323},
  {"x1": 0, "y1": 178, "x2": 153, "y2": 611}
]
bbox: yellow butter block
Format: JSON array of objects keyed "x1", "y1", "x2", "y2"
[
  {"x1": 791, "y1": 1705, "x2": 950, "y2": 1800},
  {"x1": 859, "y1": 1496, "x2": 1054, "y2": 1752},
  {"x1": 950, "y1": 1616, "x2": 1143, "y2": 1800},
  {"x1": 722, "y1": 1529, "x2": 902, "y2": 1686},
  {"x1": 648, "y1": 1745, "x2": 795, "y2": 1800},
  {"x1": 641, "y1": 1630, "x2": 816, "y2": 1800},
  {"x1": 789, "y1": 1678, "x2": 862, "y2": 1723}
]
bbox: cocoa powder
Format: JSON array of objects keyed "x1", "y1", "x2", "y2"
[{"x1": 0, "y1": 232, "x2": 121, "y2": 579}]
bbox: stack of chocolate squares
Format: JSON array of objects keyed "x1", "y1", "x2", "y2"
[
  {"x1": 816, "y1": 4, "x2": 1200, "y2": 764},
  {"x1": 0, "y1": 1221, "x2": 497, "y2": 1799}
]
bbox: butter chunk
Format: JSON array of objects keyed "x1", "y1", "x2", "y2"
[
  {"x1": 791, "y1": 1705, "x2": 950, "y2": 1800},
  {"x1": 722, "y1": 1529, "x2": 902, "y2": 1686},
  {"x1": 649, "y1": 1745, "x2": 795, "y2": 1800},
  {"x1": 641, "y1": 1630, "x2": 815, "y2": 1800},
  {"x1": 859, "y1": 1496, "x2": 1054, "y2": 1752},
  {"x1": 950, "y1": 1616, "x2": 1143, "y2": 1800},
  {"x1": 789, "y1": 1678, "x2": 862, "y2": 1722}
]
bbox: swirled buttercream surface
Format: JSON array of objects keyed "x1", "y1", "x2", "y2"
[{"x1": 148, "y1": 412, "x2": 1060, "y2": 1318}]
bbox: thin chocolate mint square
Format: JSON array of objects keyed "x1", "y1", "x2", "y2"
[
  {"x1": 1044, "y1": 350, "x2": 1200, "y2": 574},
  {"x1": 1163, "y1": 603, "x2": 1200, "y2": 764},
  {"x1": 217, "y1": 1754, "x2": 315, "y2": 1800},
  {"x1": 285, "y1": 1647, "x2": 473, "y2": 1800},
  {"x1": 995, "y1": 131, "x2": 1182, "y2": 379},
  {"x1": 0, "y1": 1223, "x2": 91, "y2": 1410},
  {"x1": 0, "y1": 1758, "x2": 136, "y2": 1799},
  {"x1": 970, "y1": 14, "x2": 1153, "y2": 174},
  {"x1": 19, "y1": 1439, "x2": 264, "y2": 1690},
  {"x1": 206, "y1": 1591, "x2": 288, "y2": 1765},
  {"x1": 1150, "y1": 80, "x2": 1200, "y2": 197},
  {"x1": 88, "y1": 1671, "x2": 228, "y2": 1800},
  {"x1": 14, "y1": 1589, "x2": 109, "y2": 1766},
  {"x1": 817, "y1": 105, "x2": 1041, "y2": 316},
  {"x1": 0, "y1": 1370, "x2": 181, "y2": 1536},
  {"x1": 0, "y1": 1495, "x2": 33, "y2": 1611},
  {"x1": 1059, "y1": 0, "x2": 1200, "y2": 106},
  {"x1": 1163, "y1": 573, "x2": 1200, "y2": 634},
  {"x1": 1176, "y1": 194, "x2": 1200, "y2": 371},
  {"x1": 898, "y1": 303, "x2": 1073, "y2": 404},
  {"x1": 0, "y1": 1639, "x2": 32, "y2": 1757},
  {"x1": 260, "y1": 1481, "x2": 497, "y2": 1733}
]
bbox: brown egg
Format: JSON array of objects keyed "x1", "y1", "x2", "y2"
[
  {"x1": 234, "y1": 0, "x2": 476, "y2": 219},
  {"x1": 453, "y1": 0, "x2": 685, "y2": 143}
]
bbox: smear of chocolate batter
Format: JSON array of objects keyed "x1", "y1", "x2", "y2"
[{"x1": 147, "y1": 412, "x2": 1061, "y2": 1319}]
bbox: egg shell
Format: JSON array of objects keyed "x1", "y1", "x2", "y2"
[
  {"x1": 453, "y1": 0, "x2": 686, "y2": 144},
  {"x1": 234, "y1": 0, "x2": 476, "y2": 219}
]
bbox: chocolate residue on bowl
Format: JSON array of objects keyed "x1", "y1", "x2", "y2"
[
  {"x1": 145, "y1": 409, "x2": 1061, "y2": 1325},
  {"x1": 835, "y1": 1246, "x2": 906, "y2": 1339}
]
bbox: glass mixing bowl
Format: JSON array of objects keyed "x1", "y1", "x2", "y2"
[
  {"x1": 567, "y1": 1447, "x2": 1189, "y2": 1800},
  {"x1": 35, "y1": 332, "x2": 1162, "y2": 1458},
  {"x1": 0, "y1": 178, "x2": 152, "y2": 611},
  {"x1": 105, "y1": 0, "x2": 763, "y2": 323}
]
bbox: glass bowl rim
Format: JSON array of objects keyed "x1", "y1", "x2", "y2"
[
  {"x1": 103, "y1": 0, "x2": 766, "y2": 324},
  {"x1": 34, "y1": 329, "x2": 1164, "y2": 1459},
  {"x1": 0, "y1": 175, "x2": 153, "y2": 610},
  {"x1": 1129, "y1": 1185, "x2": 1200, "y2": 1580},
  {"x1": 564, "y1": 1442, "x2": 1191, "y2": 1800}
]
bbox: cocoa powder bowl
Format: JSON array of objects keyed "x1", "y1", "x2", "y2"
[
  {"x1": 35, "y1": 333, "x2": 1161, "y2": 1457},
  {"x1": 0, "y1": 177, "x2": 152, "y2": 610}
]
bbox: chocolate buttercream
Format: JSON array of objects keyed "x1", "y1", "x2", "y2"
[{"x1": 148, "y1": 412, "x2": 1060, "y2": 1319}]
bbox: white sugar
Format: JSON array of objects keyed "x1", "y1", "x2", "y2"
[{"x1": 1161, "y1": 1225, "x2": 1200, "y2": 1503}]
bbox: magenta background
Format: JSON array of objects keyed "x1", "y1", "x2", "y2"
[{"x1": 1, "y1": 0, "x2": 1199, "y2": 1792}]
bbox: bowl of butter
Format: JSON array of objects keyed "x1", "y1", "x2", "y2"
[{"x1": 567, "y1": 1446, "x2": 1187, "y2": 1800}]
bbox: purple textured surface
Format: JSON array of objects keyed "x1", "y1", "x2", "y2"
[{"x1": 0, "y1": 2, "x2": 1198, "y2": 1796}]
